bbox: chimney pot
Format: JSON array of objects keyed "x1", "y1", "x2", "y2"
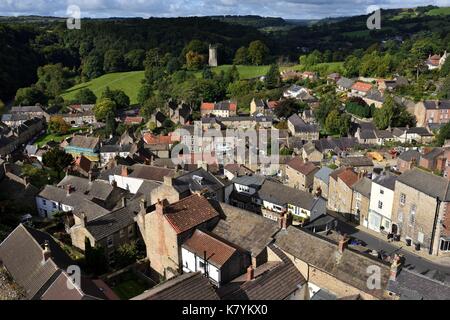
[
  {"x1": 122, "y1": 197, "x2": 127, "y2": 207},
  {"x1": 140, "y1": 198, "x2": 147, "y2": 213},
  {"x1": 42, "y1": 240, "x2": 51, "y2": 262},
  {"x1": 338, "y1": 234, "x2": 349, "y2": 253},
  {"x1": 246, "y1": 265, "x2": 254, "y2": 281}
]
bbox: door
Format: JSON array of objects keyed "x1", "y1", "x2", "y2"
[{"x1": 368, "y1": 211, "x2": 381, "y2": 232}]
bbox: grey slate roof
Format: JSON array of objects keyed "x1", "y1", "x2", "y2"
[
  {"x1": 232, "y1": 174, "x2": 265, "y2": 189},
  {"x1": 372, "y1": 173, "x2": 397, "y2": 190},
  {"x1": 172, "y1": 168, "x2": 226, "y2": 194},
  {"x1": 339, "y1": 156, "x2": 374, "y2": 167},
  {"x1": 57, "y1": 175, "x2": 116, "y2": 201},
  {"x1": 398, "y1": 149, "x2": 420, "y2": 162},
  {"x1": 0, "y1": 224, "x2": 73, "y2": 299},
  {"x1": 421, "y1": 148, "x2": 444, "y2": 160},
  {"x1": 423, "y1": 100, "x2": 450, "y2": 110},
  {"x1": 352, "y1": 177, "x2": 372, "y2": 198},
  {"x1": 396, "y1": 168, "x2": 450, "y2": 201},
  {"x1": 274, "y1": 226, "x2": 390, "y2": 299},
  {"x1": 314, "y1": 166, "x2": 334, "y2": 184},
  {"x1": 131, "y1": 272, "x2": 219, "y2": 300},
  {"x1": 336, "y1": 77, "x2": 354, "y2": 89},
  {"x1": 387, "y1": 269, "x2": 450, "y2": 300},
  {"x1": 210, "y1": 202, "x2": 279, "y2": 258},
  {"x1": 86, "y1": 197, "x2": 139, "y2": 241},
  {"x1": 288, "y1": 114, "x2": 318, "y2": 133},
  {"x1": 68, "y1": 136, "x2": 99, "y2": 150},
  {"x1": 217, "y1": 244, "x2": 306, "y2": 300},
  {"x1": 258, "y1": 180, "x2": 316, "y2": 210}
]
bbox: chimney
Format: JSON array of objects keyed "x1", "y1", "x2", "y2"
[
  {"x1": 338, "y1": 234, "x2": 349, "y2": 253},
  {"x1": 156, "y1": 199, "x2": 165, "y2": 215},
  {"x1": 121, "y1": 165, "x2": 128, "y2": 177},
  {"x1": 42, "y1": 241, "x2": 51, "y2": 262},
  {"x1": 122, "y1": 197, "x2": 127, "y2": 207},
  {"x1": 390, "y1": 254, "x2": 403, "y2": 281},
  {"x1": 80, "y1": 213, "x2": 87, "y2": 227},
  {"x1": 246, "y1": 265, "x2": 254, "y2": 281},
  {"x1": 139, "y1": 198, "x2": 147, "y2": 213},
  {"x1": 164, "y1": 175, "x2": 173, "y2": 186},
  {"x1": 66, "y1": 184, "x2": 72, "y2": 196}
]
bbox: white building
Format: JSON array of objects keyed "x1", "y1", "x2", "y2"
[
  {"x1": 367, "y1": 173, "x2": 397, "y2": 233},
  {"x1": 181, "y1": 229, "x2": 246, "y2": 287}
]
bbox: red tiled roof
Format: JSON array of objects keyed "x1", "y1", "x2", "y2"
[
  {"x1": 143, "y1": 133, "x2": 172, "y2": 145},
  {"x1": 200, "y1": 103, "x2": 215, "y2": 111},
  {"x1": 75, "y1": 155, "x2": 92, "y2": 173},
  {"x1": 337, "y1": 169, "x2": 359, "y2": 188},
  {"x1": 287, "y1": 157, "x2": 304, "y2": 172},
  {"x1": 267, "y1": 101, "x2": 280, "y2": 109},
  {"x1": 183, "y1": 230, "x2": 237, "y2": 267},
  {"x1": 124, "y1": 116, "x2": 143, "y2": 125},
  {"x1": 163, "y1": 194, "x2": 219, "y2": 234},
  {"x1": 229, "y1": 103, "x2": 237, "y2": 111},
  {"x1": 352, "y1": 82, "x2": 372, "y2": 92}
]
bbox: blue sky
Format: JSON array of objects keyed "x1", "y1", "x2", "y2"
[{"x1": 0, "y1": 0, "x2": 449, "y2": 19}]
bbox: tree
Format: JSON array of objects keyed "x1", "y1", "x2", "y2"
[
  {"x1": 440, "y1": 76, "x2": 450, "y2": 99},
  {"x1": 103, "y1": 49, "x2": 125, "y2": 73},
  {"x1": 0, "y1": 99, "x2": 5, "y2": 115},
  {"x1": 94, "y1": 98, "x2": 117, "y2": 121},
  {"x1": 343, "y1": 55, "x2": 360, "y2": 77},
  {"x1": 101, "y1": 87, "x2": 130, "y2": 109},
  {"x1": 15, "y1": 86, "x2": 47, "y2": 106},
  {"x1": 373, "y1": 95, "x2": 415, "y2": 129},
  {"x1": 186, "y1": 50, "x2": 206, "y2": 70},
  {"x1": 436, "y1": 122, "x2": 450, "y2": 146},
  {"x1": 140, "y1": 94, "x2": 165, "y2": 121},
  {"x1": 124, "y1": 49, "x2": 145, "y2": 70},
  {"x1": 248, "y1": 40, "x2": 269, "y2": 66},
  {"x1": 42, "y1": 147, "x2": 74, "y2": 179},
  {"x1": 82, "y1": 52, "x2": 104, "y2": 80},
  {"x1": 114, "y1": 241, "x2": 139, "y2": 268},
  {"x1": 36, "y1": 63, "x2": 72, "y2": 98},
  {"x1": 84, "y1": 238, "x2": 108, "y2": 276},
  {"x1": 233, "y1": 47, "x2": 249, "y2": 65},
  {"x1": 324, "y1": 110, "x2": 341, "y2": 134},
  {"x1": 202, "y1": 67, "x2": 214, "y2": 79},
  {"x1": 74, "y1": 88, "x2": 97, "y2": 104},
  {"x1": 265, "y1": 64, "x2": 281, "y2": 89},
  {"x1": 48, "y1": 116, "x2": 70, "y2": 134},
  {"x1": 441, "y1": 59, "x2": 450, "y2": 77},
  {"x1": 274, "y1": 99, "x2": 302, "y2": 119},
  {"x1": 105, "y1": 111, "x2": 116, "y2": 137}
]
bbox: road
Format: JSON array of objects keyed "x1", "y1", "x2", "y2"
[{"x1": 335, "y1": 220, "x2": 450, "y2": 283}]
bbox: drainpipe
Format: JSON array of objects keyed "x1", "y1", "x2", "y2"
[{"x1": 430, "y1": 196, "x2": 441, "y2": 255}]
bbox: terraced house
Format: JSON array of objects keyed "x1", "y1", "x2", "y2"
[
  {"x1": 391, "y1": 168, "x2": 450, "y2": 257},
  {"x1": 64, "y1": 135, "x2": 100, "y2": 162}
]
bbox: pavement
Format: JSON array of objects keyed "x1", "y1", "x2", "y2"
[{"x1": 332, "y1": 218, "x2": 450, "y2": 283}]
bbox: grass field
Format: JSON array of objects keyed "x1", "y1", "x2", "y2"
[
  {"x1": 62, "y1": 71, "x2": 145, "y2": 104},
  {"x1": 34, "y1": 127, "x2": 82, "y2": 148},
  {"x1": 427, "y1": 7, "x2": 450, "y2": 16},
  {"x1": 62, "y1": 63, "x2": 342, "y2": 105},
  {"x1": 110, "y1": 271, "x2": 149, "y2": 300}
]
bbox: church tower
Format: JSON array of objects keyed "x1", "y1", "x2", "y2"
[{"x1": 208, "y1": 44, "x2": 218, "y2": 67}]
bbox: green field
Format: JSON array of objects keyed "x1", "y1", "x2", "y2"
[
  {"x1": 62, "y1": 71, "x2": 145, "y2": 104},
  {"x1": 62, "y1": 63, "x2": 342, "y2": 105},
  {"x1": 426, "y1": 7, "x2": 450, "y2": 16}
]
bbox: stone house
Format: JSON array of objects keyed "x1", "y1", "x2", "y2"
[
  {"x1": 327, "y1": 168, "x2": 359, "y2": 218},
  {"x1": 275, "y1": 227, "x2": 391, "y2": 300},
  {"x1": 286, "y1": 157, "x2": 319, "y2": 192},
  {"x1": 136, "y1": 194, "x2": 220, "y2": 279},
  {"x1": 313, "y1": 166, "x2": 333, "y2": 199},
  {"x1": 397, "y1": 150, "x2": 420, "y2": 173},
  {"x1": 336, "y1": 156, "x2": 374, "y2": 173},
  {"x1": 367, "y1": 172, "x2": 397, "y2": 233},
  {"x1": 414, "y1": 100, "x2": 450, "y2": 128},
  {"x1": 351, "y1": 176, "x2": 372, "y2": 226},
  {"x1": 302, "y1": 141, "x2": 323, "y2": 162},
  {"x1": 419, "y1": 147, "x2": 445, "y2": 172},
  {"x1": 391, "y1": 168, "x2": 450, "y2": 256},
  {"x1": 287, "y1": 114, "x2": 319, "y2": 141},
  {"x1": 200, "y1": 101, "x2": 237, "y2": 118}
]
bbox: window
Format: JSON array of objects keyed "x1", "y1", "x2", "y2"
[
  {"x1": 199, "y1": 261, "x2": 205, "y2": 269},
  {"x1": 440, "y1": 238, "x2": 450, "y2": 252},
  {"x1": 378, "y1": 201, "x2": 383, "y2": 210},
  {"x1": 355, "y1": 192, "x2": 361, "y2": 201},
  {"x1": 418, "y1": 232, "x2": 424, "y2": 244},
  {"x1": 398, "y1": 211, "x2": 403, "y2": 222},
  {"x1": 128, "y1": 225, "x2": 134, "y2": 238},
  {"x1": 119, "y1": 229, "x2": 125, "y2": 238},
  {"x1": 380, "y1": 189, "x2": 384, "y2": 195},
  {"x1": 409, "y1": 205, "x2": 416, "y2": 226},
  {"x1": 42, "y1": 199, "x2": 47, "y2": 206},
  {"x1": 400, "y1": 193, "x2": 406, "y2": 206},
  {"x1": 107, "y1": 236, "x2": 114, "y2": 248},
  {"x1": 52, "y1": 202, "x2": 57, "y2": 209}
]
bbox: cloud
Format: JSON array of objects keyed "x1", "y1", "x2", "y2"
[{"x1": 0, "y1": 0, "x2": 447, "y2": 19}]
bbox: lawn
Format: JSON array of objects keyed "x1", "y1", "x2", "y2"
[
  {"x1": 62, "y1": 71, "x2": 145, "y2": 105},
  {"x1": 426, "y1": 7, "x2": 450, "y2": 16},
  {"x1": 34, "y1": 127, "x2": 82, "y2": 148},
  {"x1": 110, "y1": 271, "x2": 149, "y2": 300}
]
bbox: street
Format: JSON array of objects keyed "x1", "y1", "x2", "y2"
[{"x1": 335, "y1": 220, "x2": 450, "y2": 283}]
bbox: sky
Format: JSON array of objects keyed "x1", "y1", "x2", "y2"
[{"x1": 0, "y1": 0, "x2": 449, "y2": 19}]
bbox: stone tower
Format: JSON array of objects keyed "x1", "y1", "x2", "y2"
[{"x1": 208, "y1": 44, "x2": 218, "y2": 67}]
